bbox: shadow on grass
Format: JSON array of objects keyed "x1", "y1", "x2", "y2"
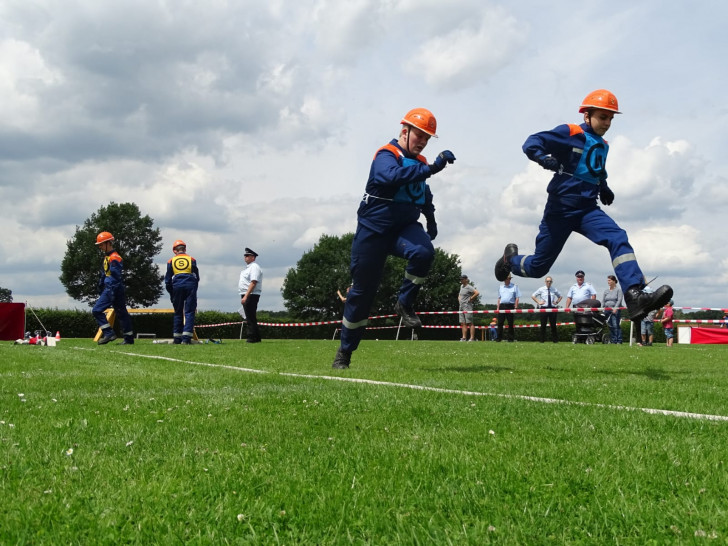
[
  {"x1": 595, "y1": 367, "x2": 676, "y2": 381},
  {"x1": 425, "y1": 365, "x2": 515, "y2": 373}
]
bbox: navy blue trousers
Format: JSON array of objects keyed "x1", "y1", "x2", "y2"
[
  {"x1": 340, "y1": 222, "x2": 434, "y2": 353},
  {"x1": 93, "y1": 287, "x2": 133, "y2": 336},
  {"x1": 510, "y1": 207, "x2": 644, "y2": 290},
  {"x1": 171, "y1": 284, "x2": 197, "y2": 340}
]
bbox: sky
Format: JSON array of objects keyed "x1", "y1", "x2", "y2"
[{"x1": 1, "y1": 0, "x2": 727, "y2": 316}]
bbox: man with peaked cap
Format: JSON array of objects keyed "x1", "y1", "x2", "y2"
[{"x1": 238, "y1": 247, "x2": 262, "y2": 343}]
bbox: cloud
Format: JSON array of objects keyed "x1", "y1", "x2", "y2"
[
  {"x1": 407, "y1": 5, "x2": 528, "y2": 90},
  {"x1": 1, "y1": 1, "x2": 727, "y2": 315}
]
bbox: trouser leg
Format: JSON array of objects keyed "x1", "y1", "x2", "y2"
[
  {"x1": 390, "y1": 222, "x2": 435, "y2": 308},
  {"x1": 579, "y1": 208, "x2": 644, "y2": 290},
  {"x1": 340, "y1": 226, "x2": 389, "y2": 353},
  {"x1": 511, "y1": 215, "x2": 574, "y2": 278},
  {"x1": 244, "y1": 295, "x2": 260, "y2": 341}
]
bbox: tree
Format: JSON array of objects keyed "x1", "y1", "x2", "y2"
[
  {"x1": 0, "y1": 286, "x2": 12, "y2": 303},
  {"x1": 59, "y1": 202, "x2": 164, "y2": 308},
  {"x1": 281, "y1": 233, "x2": 465, "y2": 321}
]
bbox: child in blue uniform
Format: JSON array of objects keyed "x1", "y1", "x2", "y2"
[
  {"x1": 494, "y1": 89, "x2": 672, "y2": 323},
  {"x1": 165, "y1": 239, "x2": 200, "y2": 344},
  {"x1": 332, "y1": 108, "x2": 456, "y2": 369},
  {"x1": 93, "y1": 231, "x2": 134, "y2": 344}
]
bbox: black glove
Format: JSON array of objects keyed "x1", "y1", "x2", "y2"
[
  {"x1": 537, "y1": 156, "x2": 560, "y2": 172},
  {"x1": 599, "y1": 184, "x2": 614, "y2": 206},
  {"x1": 429, "y1": 150, "x2": 456, "y2": 174},
  {"x1": 425, "y1": 216, "x2": 438, "y2": 240}
]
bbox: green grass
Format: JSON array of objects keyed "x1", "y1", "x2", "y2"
[{"x1": 1, "y1": 339, "x2": 727, "y2": 544}]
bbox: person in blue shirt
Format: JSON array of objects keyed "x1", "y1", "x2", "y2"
[
  {"x1": 93, "y1": 231, "x2": 134, "y2": 345},
  {"x1": 332, "y1": 108, "x2": 456, "y2": 369},
  {"x1": 165, "y1": 239, "x2": 200, "y2": 345},
  {"x1": 494, "y1": 89, "x2": 672, "y2": 324},
  {"x1": 496, "y1": 274, "x2": 521, "y2": 342},
  {"x1": 564, "y1": 270, "x2": 597, "y2": 308},
  {"x1": 531, "y1": 276, "x2": 562, "y2": 343}
]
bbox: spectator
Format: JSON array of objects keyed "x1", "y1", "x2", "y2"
[
  {"x1": 331, "y1": 108, "x2": 456, "y2": 369},
  {"x1": 458, "y1": 274, "x2": 479, "y2": 342},
  {"x1": 238, "y1": 247, "x2": 262, "y2": 343},
  {"x1": 602, "y1": 274, "x2": 624, "y2": 344},
  {"x1": 92, "y1": 231, "x2": 134, "y2": 345},
  {"x1": 493, "y1": 89, "x2": 672, "y2": 324},
  {"x1": 337, "y1": 285, "x2": 351, "y2": 303},
  {"x1": 496, "y1": 274, "x2": 520, "y2": 343},
  {"x1": 488, "y1": 318, "x2": 498, "y2": 341},
  {"x1": 165, "y1": 239, "x2": 200, "y2": 345},
  {"x1": 532, "y1": 276, "x2": 562, "y2": 343},
  {"x1": 565, "y1": 270, "x2": 597, "y2": 309},
  {"x1": 661, "y1": 299, "x2": 675, "y2": 347},
  {"x1": 641, "y1": 309, "x2": 658, "y2": 346}
]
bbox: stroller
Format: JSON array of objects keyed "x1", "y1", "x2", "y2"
[{"x1": 571, "y1": 299, "x2": 609, "y2": 344}]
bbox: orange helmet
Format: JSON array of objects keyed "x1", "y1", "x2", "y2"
[
  {"x1": 400, "y1": 108, "x2": 438, "y2": 137},
  {"x1": 95, "y1": 231, "x2": 114, "y2": 245},
  {"x1": 172, "y1": 239, "x2": 186, "y2": 250},
  {"x1": 578, "y1": 89, "x2": 621, "y2": 114}
]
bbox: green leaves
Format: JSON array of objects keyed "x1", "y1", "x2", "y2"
[{"x1": 59, "y1": 202, "x2": 164, "y2": 308}]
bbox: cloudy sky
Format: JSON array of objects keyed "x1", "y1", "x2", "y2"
[{"x1": 2, "y1": 0, "x2": 727, "y2": 316}]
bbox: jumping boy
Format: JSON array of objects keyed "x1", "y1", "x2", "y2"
[
  {"x1": 93, "y1": 231, "x2": 134, "y2": 344},
  {"x1": 494, "y1": 89, "x2": 672, "y2": 324}
]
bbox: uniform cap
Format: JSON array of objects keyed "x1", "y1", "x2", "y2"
[
  {"x1": 575, "y1": 270, "x2": 585, "y2": 277},
  {"x1": 460, "y1": 274, "x2": 468, "y2": 279},
  {"x1": 244, "y1": 247, "x2": 258, "y2": 257}
]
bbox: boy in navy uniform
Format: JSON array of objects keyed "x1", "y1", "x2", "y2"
[
  {"x1": 93, "y1": 231, "x2": 134, "y2": 345},
  {"x1": 332, "y1": 108, "x2": 456, "y2": 369},
  {"x1": 165, "y1": 239, "x2": 200, "y2": 344},
  {"x1": 494, "y1": 89, "x2": 672, "y2": 324}
]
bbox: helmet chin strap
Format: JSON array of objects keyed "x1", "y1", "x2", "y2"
[{"x1": 403, "y1": 126, "x2": 413, "y2": 155}]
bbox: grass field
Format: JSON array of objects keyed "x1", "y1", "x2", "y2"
[{"x1": 2, "y1": 338, "x2": 727, "y2": 544}]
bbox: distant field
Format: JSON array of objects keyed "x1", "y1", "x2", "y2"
[{"x1": 2, "y1": 339, "x2": 727, "y2": 544}]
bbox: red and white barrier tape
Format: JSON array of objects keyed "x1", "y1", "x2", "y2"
[{"x1": 195, "y1": 308, "x2": 727, "y2": 330}]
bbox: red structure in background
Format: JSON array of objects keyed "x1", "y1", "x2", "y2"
[
  {"x1": 0, "y1": 303, "x2": 25, "y2": 341},
  {"x1": 689, "y1": 328, "x2": 728, "y2": 344}
]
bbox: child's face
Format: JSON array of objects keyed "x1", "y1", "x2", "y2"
[{"x1": 585, "y1": 109, "x2": 614, "y2": 136}]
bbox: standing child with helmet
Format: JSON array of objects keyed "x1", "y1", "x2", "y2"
[
  {"x1": 493, "y1": 89, "x2": 672, "y2": 325},
  {"x1": 331, "y1": 108, "x2": 456, "y2": 369},
  {"x1": 93, "y1": 231, "x2": 135, "y2": 345},
  {"x1": 165, "y1": 240, "x2": 200, "y2": 344}
]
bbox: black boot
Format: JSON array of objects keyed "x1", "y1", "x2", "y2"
[
  {"x1": 332, "y1": 347, "x2": 351, "y2": 369},
  {"x1": 495, "y1": 244, "x2": 518, "y2": 282},
  {"x1": 98, "y1": 331, "x2": 117, "y2": 345},
  {"x1": 119, "y1": 336, "x2": 134, "y2": 345},
  {"x1": 394, "y1": 300, "x2": 422, "y2": 328},
  {"x1": 624, "y1": 284, "x2": 673, "y2": 323}
]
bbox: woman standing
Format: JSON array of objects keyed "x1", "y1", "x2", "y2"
[{"x1": 603, "y1": 275, "x2": 623, "y2": 344}]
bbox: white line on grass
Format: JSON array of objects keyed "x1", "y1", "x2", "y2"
[{"x1": 123, "y1": 352, "x2": 728, "y2": 423}]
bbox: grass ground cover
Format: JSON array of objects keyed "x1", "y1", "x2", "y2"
[{"x1": 1, "y1": 339, "x2": 727, "y2": 544}]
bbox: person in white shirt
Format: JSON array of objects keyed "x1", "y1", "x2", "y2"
[
  {"x1": 238, "y1": 247, "x2": 263, "y2": 343},
  {"x1": 565, "y1": 270, "x2": 597, "y2": 309},
  {"x1": 531, "y1": 276, "x2": 562, "y2": 343}
]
